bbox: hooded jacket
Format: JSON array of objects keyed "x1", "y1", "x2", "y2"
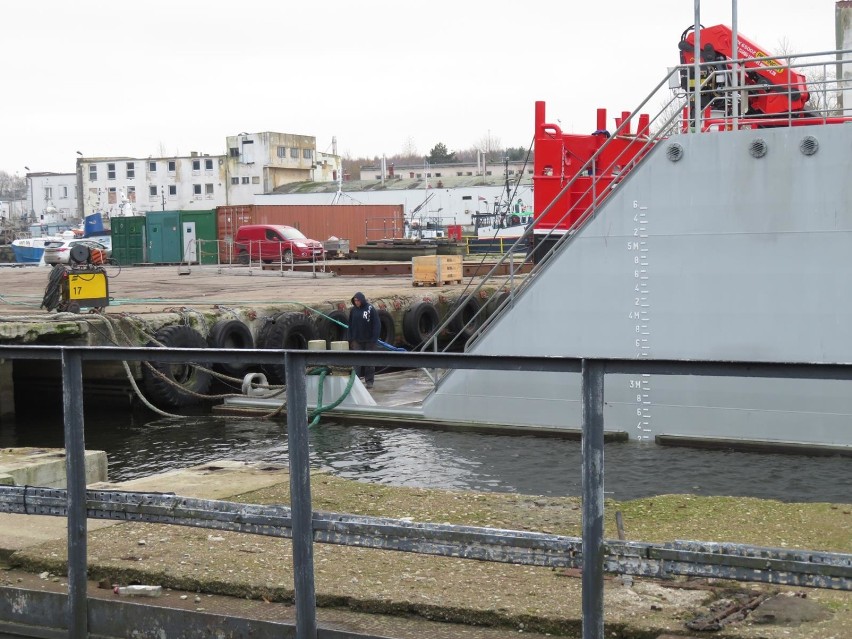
[{"x1": 348, "y1": 292, "x2": 380, "y2": 342}]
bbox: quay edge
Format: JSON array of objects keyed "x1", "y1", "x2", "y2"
[{"x1": 0, "y1": 264, "x2": 506, "y2": 414}]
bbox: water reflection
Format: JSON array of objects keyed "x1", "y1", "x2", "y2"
[{"x1": 4, "y1": 412, "x2": 850, "y2": 503}]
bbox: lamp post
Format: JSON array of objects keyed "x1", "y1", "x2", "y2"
[
  {"x1": 161, "y1": 186, "x2": 165, "y2": 211},
  {"x1": 23, "y1": 166, "x2": 34, "y2": 223}
]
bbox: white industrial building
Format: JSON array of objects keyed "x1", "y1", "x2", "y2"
[
  {"x1": 75, "y1": 132, "x2": 342, "y2": 218},
  {"x1": 23, "y1": 172, "x2": 80, "y2": 224}
]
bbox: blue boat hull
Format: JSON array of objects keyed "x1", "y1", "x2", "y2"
[{"x1": 12, "y1": 245, "x2": 44, "y2": 263}]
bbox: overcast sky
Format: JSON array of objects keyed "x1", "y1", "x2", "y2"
[{"x1": 0, "y1": 0, "x2": 841, "y2": 175}]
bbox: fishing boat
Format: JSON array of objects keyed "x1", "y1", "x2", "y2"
[
  {"x1": 11, "y1": 231, "x2": 76, "y2": 264},
  {"x1": 419, "y1": 24, "x2": 852, "y2": 454}
]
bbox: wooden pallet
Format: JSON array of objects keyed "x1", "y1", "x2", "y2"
[
  {"x1": 412, "y1": 255, "x2": 463, "y2": 286},
  {"x1": 412, "y1": 279, "x2": 463, "y2": 287}
]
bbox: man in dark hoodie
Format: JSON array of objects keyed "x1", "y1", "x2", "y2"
[{"x1": 348, "y1": 291, "x2": 380, "y2": 388}]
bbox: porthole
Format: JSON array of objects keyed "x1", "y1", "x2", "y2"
[
  {"x1": 749, "y1": 138, "x2": 768, "y2": 158},
  {"x1": 666, "y1": 143, "x2": 685, "y2": 162},
  {"x1": 800, "y1": 135, "x2": 819, "y2": 156}
]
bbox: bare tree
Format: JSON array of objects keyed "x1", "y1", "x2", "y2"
[
  {"x1": 474, "y1": 132, "x2": 503, "y2": 162},
  {"x1": 400, "y1": 137, "x2": 418, "y2": 158},
  {"x1": 0, "y1": 171, "x2": 26, "y2": 199}
]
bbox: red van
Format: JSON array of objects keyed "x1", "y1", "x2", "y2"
[{"x1": 234, "y1": 224, "x2": 324, "y2": 264}]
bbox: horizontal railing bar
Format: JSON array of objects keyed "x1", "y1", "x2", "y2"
[
  {"x1": 0, "y1": 488, "x2": 848, "y2": 590},
  {"x1": 2, "y1": 346, "x2": 852, "y2": 381}
]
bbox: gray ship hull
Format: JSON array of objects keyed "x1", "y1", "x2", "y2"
[{"x1": 422, "y1": 124, "x2": 852, "y2": 451}]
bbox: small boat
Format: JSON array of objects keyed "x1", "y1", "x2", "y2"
[{"x1": 11, "y1": 231, "x2": 76, "y2": 264}]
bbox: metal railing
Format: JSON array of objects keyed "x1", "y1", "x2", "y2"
[
  {"x1": 421, "y1": 47, "x2": 852, "y2": 368},
  {"x1": 0, "y1": 344, "x2": 850, "y2": 639}
]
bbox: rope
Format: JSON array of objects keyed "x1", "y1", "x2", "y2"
[{"x1": 94, "y1": 314, "x2": 287, "y2": 421}]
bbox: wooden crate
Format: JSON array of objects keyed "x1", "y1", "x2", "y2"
[{"x1": 412, "y1": 255, "x2": 463, "y2": 286}]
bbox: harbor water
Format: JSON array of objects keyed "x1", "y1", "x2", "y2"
[{"x1": 2, "y1": 409, "x2": 850, "y2": 503}]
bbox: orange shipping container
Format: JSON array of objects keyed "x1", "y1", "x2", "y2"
[{"x1": 217, "y1": 204, "x2": 404, "y2": 248}]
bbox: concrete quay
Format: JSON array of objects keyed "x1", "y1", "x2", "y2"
[
  {"x1": 0, "y1": 262, "x2": 511, "y2": 418},
  {"x1": 1, "y1": 458, "x2": 848, "y2": 639}
]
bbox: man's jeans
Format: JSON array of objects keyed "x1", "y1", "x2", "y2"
[{"x1": 349, "y1": 340, "x2": 377, "y2": 384}]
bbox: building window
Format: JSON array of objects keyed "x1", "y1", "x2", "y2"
[
  {"x1": 290, "y1": 148, "x2": 299, "y2": 159},
  {"x1": 107, "y1": 163, "x2": 116, "y2": 180},
  {"x1": 205, "y1": 183, "x2": 214, "y2": 195},
  {"x1": 149, "y1": 186, "x2": 158, "y2": 197},
  {"x1": 60, "y1": 186, "x2": 68, "y2": 199},
  {"x1": 229, "y1": 147, "x2": 239, "y2": 157},
  {"x1": 193, "y1": 184, "x2": 202, "y2": 195},
  {"x1": 89, "y1": 165, "x2": 97, "y2": 181},
  {"x1": 252, "y1": 176, "x2": 260, "y2": 184},
  {"x1": 149, "y1": 161, "x2": 157, "y2": 172},
  {"x1": 108, "y1": 187, "x2": 117, "y2": 204},
  {"x1": 168, "y1": 160, "x2": 176, "y2": 172},
  {"x1": 168, "y1": 185, "x2": 177, "y2": 196},
  {"x1": 192, "y1": 159, "x2": 200, "y2": 171},
  {"x1": 127, "y1": 186, "x2": 136, "y2": 202},
  {"x1": 44, "y1": 187, "x2": 53, "y2": 199},
  {"x1": 277, "y1": 146, "x2": 286, "y2": 158},
  {"x1": 241, "y1": 177, "x2": 250, "y2": 184},
  {"x1": 303, "y1": 149, "x2": 312, "y2": 160},
  {"x1": 230, "y1": 177, "x2": 239, "y2": 185},
  {"x1": 205, "y1": 158, "x2": 213, "y2": 170},
  {"x1": 126, "y1": 162, "x2": 135, "y2": 179}
]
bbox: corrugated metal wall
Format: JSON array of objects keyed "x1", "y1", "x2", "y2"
[{"x1": 217, "y1": 204, "x2": 405, "y2": 246}]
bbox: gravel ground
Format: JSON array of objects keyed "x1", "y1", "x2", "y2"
[{"x1": 8, "y1": 471, "x2": 852, "y2": 638}]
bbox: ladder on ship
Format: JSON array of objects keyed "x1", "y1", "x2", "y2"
[{"x1": 419, "y1": 67, "x2": 697, "y2": 369}]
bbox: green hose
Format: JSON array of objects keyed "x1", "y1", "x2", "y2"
[{"x1": 307, "y1": 366, "x2": 357, "y2": 428}]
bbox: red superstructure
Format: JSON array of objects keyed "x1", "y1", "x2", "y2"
[
  {"x1": 532, "y1": 101, "x2": 649, "y2": 240},
  {"x1": 678, "y1": 24, "x2": 810, "y2": 116},
  {"x1": 531, "y1": 24, "x2": 812, "y2": 258}
]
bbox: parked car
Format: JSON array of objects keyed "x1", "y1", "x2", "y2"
[
  {"x1": 43, "y1": 239, "x2": 111, "y2": 265},
  {"x1": 234, "y1": 224, "x2": 324, "y2": 264}
]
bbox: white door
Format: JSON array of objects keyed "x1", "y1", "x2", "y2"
[{"x1": 182, "y1": 222, "x2": 197, "y2": 263}]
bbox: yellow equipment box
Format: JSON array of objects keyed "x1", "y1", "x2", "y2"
[
  {"x1": 412, "y1": 255, "x2": 463, "y2": 286},
  {"x1": 64, "y1": 270, "x2": 109, "y2": 312}
]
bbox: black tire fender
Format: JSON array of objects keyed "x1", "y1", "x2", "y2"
[
  {"x1": 448, "y1": 295, "x2": 483, "y2": 339},
  {"x1": 377, "y1": 309, "x2": 395, "y2": 345},
  {"x1": 142, "y1": 325, "x2": 212, "y2": 407},
  {"x1": 257, "y1": 312, "x2": 319, "y2": 384},
  {"x1": 312, "y1": 309, "x2": 348, "y2": 346},
  {"x1": 207, "y1": 319, "x2": 254, "y2": 377},
  {"x1": 488, "y1": 291, "x2": 511, "y2": 317},
  {"x1": 402, "y1": 302, "x2": 440, "y2": 346}
]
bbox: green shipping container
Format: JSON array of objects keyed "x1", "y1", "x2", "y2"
[
  {"x1": 146, "y1": 211, "x2": 182, "y2": 263},
  {"x1": 179, "y1": 210, "x2": 218, "y2": 265},
  {"x1": 111, "y1": 216, "x2": 146, "y2": 265}
]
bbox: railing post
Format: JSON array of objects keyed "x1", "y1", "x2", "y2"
[
  {"x1": 285, "y1": 351, "x2": 317, "y2": 639},
  {"x1": 581, "y1": 359, "x2": 605, "y2": 639},
  {"x1": 61, "y1": 348, "x2": 88, "y2": 639}
]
